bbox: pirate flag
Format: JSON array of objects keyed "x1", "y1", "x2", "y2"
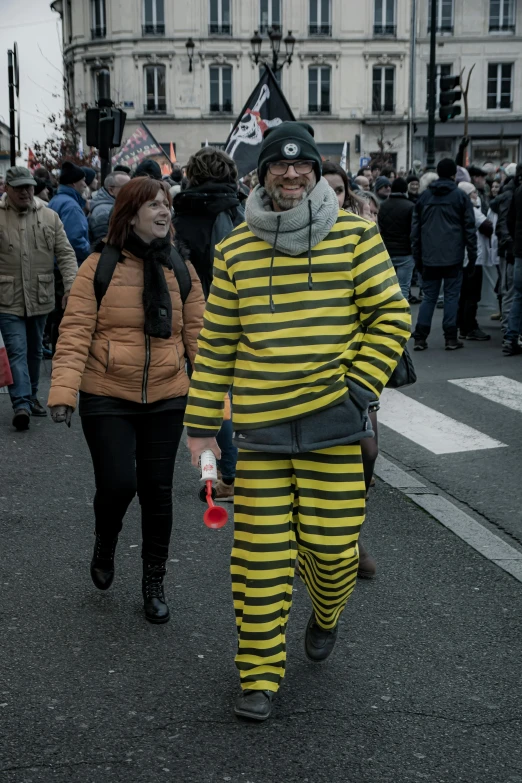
[
  {"x1": 111, "y1": 123, "x2": 169, "y2": 169},
  {"x1": 225, "y1": 65, "x2": 295, "y2": 179}
]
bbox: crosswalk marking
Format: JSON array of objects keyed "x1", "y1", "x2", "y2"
[
  {"x1": 449, "y1": 375, "x2": 522, "y2": 414},
  {"x1": 379, "y1": 388, "x2": 507, "y2": 455}
]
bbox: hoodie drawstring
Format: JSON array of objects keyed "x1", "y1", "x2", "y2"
[
  {"x1": 269, "y1": 215, "x2": 281, "y2": 313},
  {"x1": 307, "y1": 200, "x2": 313, "y2": 290}
]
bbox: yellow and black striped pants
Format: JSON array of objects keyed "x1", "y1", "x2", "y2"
[{"x1": 231, "y1": 444, "x2": 366, "y2": 693}]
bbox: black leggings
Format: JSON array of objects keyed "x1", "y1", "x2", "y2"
[{"x1": 81, "y1": 411, "x2": 184, "y2": 563}]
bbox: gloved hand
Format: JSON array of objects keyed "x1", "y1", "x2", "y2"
[
  {"x1": 49, "y1": 405, "x2": 73, "y2": 427},
  {"x1": 466, "y1": 262, "x2": 476, "y2": 278},
  {"x1": 458, "y1": 136, "x2": 470, "y2": 151}
]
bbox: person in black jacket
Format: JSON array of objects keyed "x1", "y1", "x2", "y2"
[
  {"x1": 504, "y1": 168, "x2": 522, "y2": 355},
  {"x1": 378, "y1": 177, "x2": 415, "y2": 298},
  {"x1": 411, "y1": 158, "x2": 477, "y2": 351},
  {"x1": 491, "y1": 164, "x2": 518, "y2": 332}
]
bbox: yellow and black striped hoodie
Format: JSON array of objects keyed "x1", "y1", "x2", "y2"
[{"x1": 184, "y1": 210, "x2": 411, "y2": 435}]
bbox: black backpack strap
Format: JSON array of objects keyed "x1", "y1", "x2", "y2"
[
  {"x1": 170, "y1": 247, "x2": 192, "y2": 304},
  {"x1": 94, "y1": 244, "x2": 122, "y2": 311}
]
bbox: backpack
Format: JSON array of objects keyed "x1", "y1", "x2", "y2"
[{"x1": 93, "y1": 243, "x2": 192, "y2": 311}]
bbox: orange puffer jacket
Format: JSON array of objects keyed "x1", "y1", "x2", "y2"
[{"x1": 48, "y1": 245, "x2": 205, "y2": 409}]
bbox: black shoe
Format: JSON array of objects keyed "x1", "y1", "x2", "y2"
[
  {"x1": 12, "y1": 409, "x2": 30, "y2": 431},
  {"x1": 304, "y1": 612, "x2": 338, "y2": 664},
  {"x1": 413, "y1": 338, "x2": 428, "y2": 351},
  {"x1": 445, "y1": 339, "x2": 464, "y2": 351},
  {"x1": 90, "y1": 534, "x2": 118, "y2": 590},
  {"x1": 234, "y1": 690, "x2": 274, "y2": 721},
  {"x1": 142, "y1": 561, "x2": 170, "y2": 624},
  {"x1": 29, "y1": 397, "x2": 48, "y2": 417},
  {"x1": 42, "y1": 346, "x2": 53, "y2": 359},
  {"x1": 461, "y1": 328, "x2": 491, "y2": 341},
  {"x1": 502, "y1": 339, "x2": 522, "y2": 356},
  {"x1": 408, "y1": 294, "x2": 422, "y2": 305}
]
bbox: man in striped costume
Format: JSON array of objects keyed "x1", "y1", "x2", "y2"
[{"x1": 185, "y1": 123, "x2": 411, "y2": 721}]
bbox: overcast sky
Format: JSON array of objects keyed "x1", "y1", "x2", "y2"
[{"x1": 0, "y1": 0, "x2": 64, "y2": 156}]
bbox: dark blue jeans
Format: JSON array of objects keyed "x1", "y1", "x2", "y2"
[
  {"x1": 505, "y1": 258, "x2": 522, "y2": 342},
  {"x1": 217, "y1": 417, "x2": 238, "y2": 482},
  {"x1": 391, "y1": 255, "x2": 415, "y2": 300},
  {"x1": 0, "y1": 313, "x2": 47, "y2": 412},
  {"x1": 413, "y1": 270, "x2": 463, "y2": 341}
]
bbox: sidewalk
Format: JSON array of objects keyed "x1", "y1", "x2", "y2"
[{"x1": 1, "y1": 383, "x2": 521, "y2": 783}]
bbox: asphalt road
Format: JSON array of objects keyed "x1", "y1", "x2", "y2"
[
  {"x1": 1, "y1": 352, "x2": 522, "y2": 783},
  {"x1": 381, "y1": 302, "x2": 522, "y2": 546}
]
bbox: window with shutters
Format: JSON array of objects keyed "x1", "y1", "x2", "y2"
[
  {"x1": 308, "y1": 66, "x2": 331, "y2": 113},
  {"x1": 309, "y1": 0, "x2": 331, "y2": 36},
  {"x1": 144, "y1": 65, "x2": 166, "y2": 113},
  {"x1": 260, "y1": 0, "x2": 281, "y2": 34},
  {"x1": 487, "y1": 63, "x2": 513, "y2": 109},
  {"x1": 209, "y1": 0, "x2": 232, "y2": 35},
  {"x1": 143, "y1": 0, "x2": 165, "y2": 35},
  {"x1": 372, "y1": 66, "x2": 395, "y2": 113},
  {"x1": 374, "y1": 0, "x2": 396, "y2": 36},
  {"x1": 489, "y1": 0, "x2": 516, "y2": 32},
  {"x1": 210, "y1": 65, "x2": 233, "y2": 113}
]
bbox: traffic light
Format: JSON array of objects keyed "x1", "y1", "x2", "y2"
[{"x1": 439, "y1": 75, "x2": 462, "y2": 122}]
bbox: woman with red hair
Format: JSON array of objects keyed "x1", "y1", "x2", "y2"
[{"x1": 48, "y1": 177, "x2": 205, "y2": 623}]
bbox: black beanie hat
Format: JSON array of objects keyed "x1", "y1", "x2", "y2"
[
  {"x1": 81, "y1": 166, "x2": 96, "y2": 186},
  {"x1": 59, "y1": 160, "x2": 86, "y2": 185},
  {"x1": 34, "y1": 178, "x2": 48, "y2": 196},
  {"x1": 436, "y1": 158, "x2": 457, "y2": 179},
  {"x1": 391, "y1": 177, "x2": 408, "y2": 194},
  {"x1": 406, "y1": 174, "x2": 419, "y2": 184},
  {"x1": 133, "y1": 159, "x2": 162, "y2": 180},
  {"x1": 257, "y1": 122, "x2": 322, "y2": 186}
]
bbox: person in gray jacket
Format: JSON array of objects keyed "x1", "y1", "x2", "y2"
[{"x1": 88, "y1": 172, "x2": 130, "y2": 250}]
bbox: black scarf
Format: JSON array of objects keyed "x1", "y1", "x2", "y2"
[{"x1": 124, "y1": 231, "x2": 173, "y2": 339}]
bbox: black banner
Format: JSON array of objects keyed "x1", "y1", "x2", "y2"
[
  {"x1": 112, "y1": 123, "x2": 168, "y2": 168},
  {"x1": 225, "y1": 66, "x2": 295, "y2": 179}
]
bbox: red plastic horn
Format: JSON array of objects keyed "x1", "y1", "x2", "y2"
[{"x1": 203, "y1": 479, "x2": 228, "y2": 529}]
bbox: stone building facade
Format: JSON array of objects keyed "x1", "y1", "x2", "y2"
[{"x1": 52, "y1": 0, "x2": 522, "y2": 169}]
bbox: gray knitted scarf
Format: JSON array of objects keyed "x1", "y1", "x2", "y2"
[{"x1": 245, "y1": 177, "x2": 339, "y2": 256}]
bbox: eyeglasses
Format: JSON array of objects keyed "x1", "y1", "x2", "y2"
[{"x1": 268, "y1": 160, "x2": 314, "y2": 176}]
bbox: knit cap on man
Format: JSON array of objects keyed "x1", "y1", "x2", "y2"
[
  {"x1": 257, "y1": 122, "x2": 322, "y2": 186},
  {"x1": 59, "y1": 160, "x2": 86, "y2": 185}
]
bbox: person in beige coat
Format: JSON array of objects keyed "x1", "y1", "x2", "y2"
[{"x1": 0, "y1": 166, "x2": 77, "y2": 431}]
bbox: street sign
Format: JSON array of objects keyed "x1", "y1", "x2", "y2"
[{"x1": 360, "y1": 156, "x2": 371, "y2": 167}]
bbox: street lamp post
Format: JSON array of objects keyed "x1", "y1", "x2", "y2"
[
  {"x1": 185, "y1": 38, "x2": 196, "y2": 73},
  {"x1": 250, "y1": 29, "x2": 296, "y2": 72}
]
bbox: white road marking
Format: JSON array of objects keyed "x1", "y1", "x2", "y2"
[
  {"x1": 449, "y1": 375, "x2": 522, "y2": 414},
  {"x1": 374, "y1": 456, "x2": 522, "y2": 584},
  {"x1": 379, "y1": 388, "x2": 507, "y2": 454}
]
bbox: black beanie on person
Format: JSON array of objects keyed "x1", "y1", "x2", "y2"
[
  {"x1": 133, "y1": 159, "x2": 162, "y2": 180},
  {"x1": 436, "y1": 158, "x2": 457, "y2": 179},
  {"x1": 407, "y1": 174, "x2": 419, "y2": 184},
  {"x1": 257, "y1": 122, "x2": 322, "y2": 186},
  {"x1": 391, "y1": 177, "x2": 408, "y2": 194},
  {"x1": 59, "y1": 160, "x2": 86, "y2": 185},
  {"x1": 81, "y1": 166, "x2": 96, "y2": 186}
]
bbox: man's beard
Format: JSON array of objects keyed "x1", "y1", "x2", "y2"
[{"x1": 265, "y1": 177, "x2": 315, "y2": 210}]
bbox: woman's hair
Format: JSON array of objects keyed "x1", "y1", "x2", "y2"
[
  {"x1": 357, "y1": 190, "x2": 380, "y2": 214},
  {"x1": 186, "y1": 147, "x2": 238, "y2": 187},
  {"x1": 322, "y1": 160, "x2": 366, "y2": 214},
  {"x1": 419, "y1": 172, "x2": 439, "y2": 193},
  {"x1": 106, "y1": 177, "x2": 172, "y2": 248}
]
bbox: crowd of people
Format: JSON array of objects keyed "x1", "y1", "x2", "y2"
[{"x1": 0, "y1": 121, "x2": 520, "y2": 722}]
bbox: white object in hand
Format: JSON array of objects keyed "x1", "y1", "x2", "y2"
[{"x1": 200, "y1": 450, "x2": 218, "y2": 482}]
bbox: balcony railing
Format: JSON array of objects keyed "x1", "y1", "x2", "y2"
[
  {"x1": 144, "y1": 101, "x2": 167, "y2": 114},
  {"x1": 142, "y1": 23, "x2": 165, "y2": 35},
  {"x1": 308, "y1": 103, "x2": 331, "y2": 114},
  {"x1": 373, "y1": 24, "x2": 396, "y2": 36},
  {"x1": 259, "y1": 23, "x2": 281, "y2": 34},
  {"x1": 210, "y1": 101, "x2": 233, "y2": 113},
  {"x1": 91, "y1": 25, "x2": 106, "y2": 39},
  {"x1": 208, "y1": 23, "x2": 232, "y2": 35},
  {"x1": 372, "y1": 103, "x2": 395, "y2": 114},
  {"x1": 308, "y1": 24, "x2": 332, "y2": 36},
  {"x1": 428, "y1": 24, "x2": 453, "y2": 34},
  {"x1": 489, "y1": 23, "x2": 515, "y2": 32}
]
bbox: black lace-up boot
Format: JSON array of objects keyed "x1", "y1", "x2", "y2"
[
  {"x1": 142, "y1": 561, "x2": 170, "y2": 624},
  {"x1": 90, "y1": 534, "x2": 118, "y2": 590}
]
